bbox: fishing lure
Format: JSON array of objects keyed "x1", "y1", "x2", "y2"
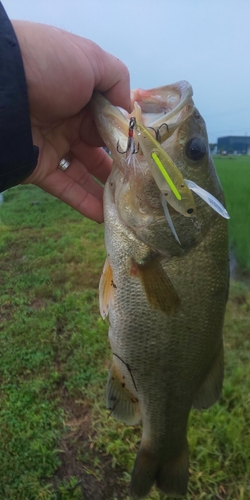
[{"x1": 134, "y1": 121, "x2": 196, "y2": 218}]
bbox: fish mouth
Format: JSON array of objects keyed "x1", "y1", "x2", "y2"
[
  {"x1": 91, "y1": 82, "x2": 194, "y2": 154},
  {"x1": 129, "y1": 81, "x2": 194, "y2": 138}
]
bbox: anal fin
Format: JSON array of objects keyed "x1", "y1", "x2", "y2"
[
  {"x1": 193, "y1": 340, "x2": 224, "y2": 409},
  {"x1": 136, "y1": 258, "x2": 180, "y2": 316},
  {"x1": 107, "y1": 361, "x2": 141, "y2": 425}
]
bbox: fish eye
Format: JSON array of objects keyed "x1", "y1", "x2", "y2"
[
  {"x1": 186, "y1": 138, "x2": 207, "y2": 161},
  {"x1": 187, "y1": 208, "x2": 194, "y2": 214}
]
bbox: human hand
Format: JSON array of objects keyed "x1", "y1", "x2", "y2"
[{"x1": 12, "y1": 21, "x2": 131, "y2": 222}]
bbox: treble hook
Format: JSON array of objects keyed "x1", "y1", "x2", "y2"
[
  {"x1": 117, "y1": 117, "x2": 140, "y2": 154},
  {"x1": 147, "y1": 122, "x2": 169, "y2": 143}
]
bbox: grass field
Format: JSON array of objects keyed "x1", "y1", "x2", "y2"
[
  {"x1": 214, "y1": 155, "x2": 250, "y2": 273},
  {"x1": 0, "y1": 169, "x2": 249, "y2": 499}
]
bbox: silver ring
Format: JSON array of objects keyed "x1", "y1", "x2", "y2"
[{"x1": 58, "y1": 156, "x2": 72, "y2": 171}]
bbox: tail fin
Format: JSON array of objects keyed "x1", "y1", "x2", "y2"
[
  {"x1": 130, "y1": 448, "x2": 158, "y2": 499},
  {"x1": 130, "y1": 441, "x2": 189, "y2": 498},
  {"x1": 156, "y1": 440, "x2": 189, "y2": 497}
]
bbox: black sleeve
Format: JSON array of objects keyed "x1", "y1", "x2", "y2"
[{"x1": 0, "y1": 3, "x2": 39, "y2": 192}]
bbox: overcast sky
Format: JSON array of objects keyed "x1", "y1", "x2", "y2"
[{"x1": 4, "y1": 0, "x2": 250, "y2": 143}]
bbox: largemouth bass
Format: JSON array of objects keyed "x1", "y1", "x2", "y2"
[{"x1": 91, "y1": 81, "x2": 229, "y2": 498}]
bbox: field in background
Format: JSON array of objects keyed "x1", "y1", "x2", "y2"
[
  {"x1": 0, "y1": 176, "x2": 249, "y2": 500},
  {"x1": 214, "y1": 155, "x2": 250, "y2": 273}
]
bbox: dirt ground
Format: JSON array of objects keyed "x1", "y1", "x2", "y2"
[{"x1": 54, "y1": 391, "x2": 128, "y2": 500}]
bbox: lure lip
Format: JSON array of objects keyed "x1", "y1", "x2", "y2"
[{"x1": 185, "y1": 179, "x2": 230, "y2": 220}]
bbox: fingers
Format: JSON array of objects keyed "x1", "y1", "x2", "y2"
[
  {"x1": 25, "y1": 145, "x2": 109, "y2": 222},
  {"x1": 72, "y1": 36, "x2": 131, "y2": 112},
  {"x1": 13, "y1": 21, "x2": 131, "y2": 121},
  {"x1": 71, "y1": 141, "x2": 112, "y2": 184},
  {"x1": 92, "y1": 47, "x2": 131, "y2": 112},
  {"x1": 39, "y1": 168, "x2": 104, "y2": 223},
  {"x1": 63, "y1": 157, "x2": 104, "y2": 199},
  {"x1": 34, "y1": 143, "x2": 112, "y2": 222}
]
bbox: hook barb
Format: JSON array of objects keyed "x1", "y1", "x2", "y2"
[{"x1": 117, "y1": 117, "x2": 140, "y2": 155}]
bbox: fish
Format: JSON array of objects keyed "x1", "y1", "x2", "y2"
[{"x1": 91, "y1": 81, "x2": 229, "y2": 498}]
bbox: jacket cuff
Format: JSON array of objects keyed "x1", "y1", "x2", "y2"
[{"x1": 0, "y1": 3, "x2": 39, "y2": 192}]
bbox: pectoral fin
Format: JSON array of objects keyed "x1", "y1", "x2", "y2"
[
  {"x1": 99, "y1": 257, "x2": 114, "y2": 319},
  {"x1": 193, "y1": 340, "x2": 224, "y2": 409},
  {"x1": 107, "y1": 361, "x2": 141, "y2": 425},
  {"x1": 136, "y1": 258, "x2": 180, "y2": 316}
]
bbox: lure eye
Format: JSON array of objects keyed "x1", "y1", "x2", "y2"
[
  {"x1": 186, "y1": 138, "x2": 207, "y2": 161},
  {"x1": 187, "y1": 208, "x2": 194, "y2": 214}
]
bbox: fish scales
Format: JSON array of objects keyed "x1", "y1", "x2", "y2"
[{"x1": 92, "y1": 81, "x2": 229, "y2": 498}]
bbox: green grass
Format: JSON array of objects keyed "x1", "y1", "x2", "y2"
[
  {"x1": 214, "y1": 155, "x2": 250, "y2": 272},
  {"x1": 0, "y1": 184, "x2": 249, "y2": 499}
]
